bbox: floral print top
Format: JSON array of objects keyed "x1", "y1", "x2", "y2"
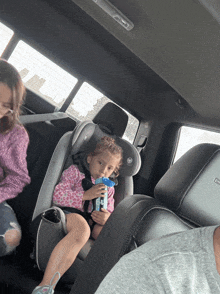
[{"x1": 53, "y1": 164, "x2": 115, "y2": 213}]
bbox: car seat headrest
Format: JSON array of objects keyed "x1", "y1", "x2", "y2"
[
  {"x1": 69, "y1": 122, "x2": 141, "y2": 177},
  {"x1": 93, "y1": 102, "x2": 128, "y2": 137},
  {"x1": 154, "y1": 143, "x2": 220, "y2": 226}
]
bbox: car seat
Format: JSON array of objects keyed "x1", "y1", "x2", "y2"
[
  {"x1": 70, "y1": 143, "x2": 220, "y2": 294},
  {"x1": 31, "y1": 120, "x2": 141, "y2": 247},
  {"x1": 31, "y1": 108, "x2": 141, "y2": 282}
]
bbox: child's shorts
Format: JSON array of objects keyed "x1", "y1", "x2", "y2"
[{"x1": 0, "y1": 201, "x2": 21, "y2": 256}]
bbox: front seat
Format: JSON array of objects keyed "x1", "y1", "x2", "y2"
[{"x1": 70, "y1": 143, "x2": 220, "y2": 294}]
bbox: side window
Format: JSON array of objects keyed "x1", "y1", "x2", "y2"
[
  {"x1": 1, "y1": 21, "x2": 139, "y2": 143},
  {"x1": 174, "y1": 126, "x2": 220, "y2": 162},
  {"x1": 66, "y1": 82, "x2": 139, "y2": 143},
  {"x1": 8, "y1": 41, "x2": 78, "y2": 108},
  {"x1": 0, "y1": 22, "x2": 14, "y2": 55}
]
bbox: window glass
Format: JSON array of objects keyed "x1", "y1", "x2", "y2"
[
  {"x1": 0, "y1": 22, "x2": 14, "y2": 55},
  {"x1": 66, "y1": 82, "x2": 139, "y2": 143},
  {"x1": 174, "y1": 126, "x2": 220, "y2": 162},
  {"x1": 8, "y1": 41, "x2": 77, "y2": 108}
]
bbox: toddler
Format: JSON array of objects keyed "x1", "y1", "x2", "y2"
[{"x1": 32, "y1": 136, "x2": 123, "y2": 294}]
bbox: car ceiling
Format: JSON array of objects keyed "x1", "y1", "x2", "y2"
[
  {"x1": 70, "y1": 0, "x2": 220, "y2": 120},
  {"x1": 1, "y1": 0, "x2": 220, "y2": 125}
]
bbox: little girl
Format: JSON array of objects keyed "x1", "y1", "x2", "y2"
[
  {"x1": 0, "y1": 59, "x2": 30, "y2": 257},
  {"x1": 32, "y1": 136, "x2": 123, "y2": 294}
]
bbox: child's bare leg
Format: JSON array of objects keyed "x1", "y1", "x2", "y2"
[
  {"x1": 91, "y1": 224, "x2": 103, "y2": 240},
  {"x1": 5, "y1": 228, "x2": 21, "y2": 248},
  {"x1": 39, "y1": 213, "x2": 90, "y2": 288}
]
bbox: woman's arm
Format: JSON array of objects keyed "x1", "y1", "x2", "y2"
[{"x1": 0, "y1": 126, "x2": 30, "y2": 203}]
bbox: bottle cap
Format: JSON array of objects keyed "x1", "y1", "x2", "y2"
[{"x1": 102, "y1": 177, "x2": 115, "y2": 187}]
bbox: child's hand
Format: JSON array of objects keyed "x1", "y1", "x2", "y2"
[
  {"x1": 91, "y1": 208, "x2": 111, "y2": 226},
  {"x1": 82, "y1": 184, "x2": 106, "y2": 201}
]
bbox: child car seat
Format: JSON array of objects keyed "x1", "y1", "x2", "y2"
[{"x1": 31, "y1": 119, "x2": 141, "y2": 277}]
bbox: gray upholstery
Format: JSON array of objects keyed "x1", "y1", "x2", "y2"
[
  {"x1": 155, "y1": 143, "x2": 220, "y2": 226},
  {"x1": 32, "y1": 120, "x2": 141, "y2": 262},
  {"x1": 67, "y1": 121, "x2": 141, "y2": 207},
  {"x1": 32, "y1": 130, "x2": 75, "y2": 220},
  {"x1": 67, "y1": 122, "x2": 140, "y2": 177},
  {"x1": 33, "y1": 120, "x2": 141, "y2": 219}
]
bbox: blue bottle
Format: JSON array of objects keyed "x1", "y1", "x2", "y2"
[{"x1": 92, "y1": 177, "x2": 115, "y2": 211}]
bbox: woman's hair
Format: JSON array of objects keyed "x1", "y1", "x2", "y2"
[
  {"x1": 90, "y1": 136, "x2": 123, "y2": 177},
  {"x1": 0, "y1": 59, "x2": 26, "y2": 133}
]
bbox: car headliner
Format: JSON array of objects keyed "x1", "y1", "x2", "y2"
[
  {"x1": 71, "y1": 0, "x2": 220, "y2": 120},
  {"x1": 1, "y1": 0, "x2": 220, "y2": 125}
]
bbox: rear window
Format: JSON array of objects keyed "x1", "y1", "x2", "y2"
[{"x1": 66, "y1": 82, "x2": 139, "y2": 143}]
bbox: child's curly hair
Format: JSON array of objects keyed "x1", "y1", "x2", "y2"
[{"x1": 91, "y1": 136, "x2": 123, "y2": 177}]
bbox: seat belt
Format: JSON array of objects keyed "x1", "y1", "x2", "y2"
[{"x1": 19, "y1": 112, "x2": 68, "y2": 124}]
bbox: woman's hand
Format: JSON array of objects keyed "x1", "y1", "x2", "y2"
[
  {"x1": 82, "y1": 184, "x2": 106, "y2": 201},
  {"x1": 91, "y1": 208, "x2": 111, "y2": 226}
]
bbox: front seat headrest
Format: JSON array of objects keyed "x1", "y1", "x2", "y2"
[{"x1": 154, "y1": 143, "x2": 220, "y2": 226}]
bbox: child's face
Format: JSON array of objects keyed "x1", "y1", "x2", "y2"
[
  {"x1": 0, "y1": 82, "x2": 12, "y2": 119},
  {"x1": 87, "y1": 150, "x2": 121, "y2": 180}
]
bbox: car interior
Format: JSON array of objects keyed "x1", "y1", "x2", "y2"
[{"x1": 1, "y1": 0, "x2": 220, "y2": 293}]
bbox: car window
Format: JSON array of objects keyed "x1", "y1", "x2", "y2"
[
  {"x1": 66, "y1": 82, "x2": 139, "y2": 143},
  {"x1": 174, "y1": 126, "x2": 220, "y2": 162},
  {"x1": 1, "y1": 21, "x2": 139, "y2": 144},
  {"x1": 8, "y1": 41, "x2": 78, "y2": 108},
  {"x1": 0, "y1": 22, "x2": 14, "y2": 55}
]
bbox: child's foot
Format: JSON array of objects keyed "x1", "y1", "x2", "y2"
[{"x1": 32, "y1": 272, "x2": 61, "y2": 294}]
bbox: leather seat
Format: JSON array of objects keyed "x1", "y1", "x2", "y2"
[
  {"x1": 155, "y1": 143, "x2": 220, "y2": 226},
  {"x1": 70, "y1": 143, "x2": 220, "y2": 294}
]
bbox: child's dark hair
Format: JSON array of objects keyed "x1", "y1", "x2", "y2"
[
  {"x1": 90, "y1": 136, "x2": 123, "y2": 177},
  {"x1": 0, "y1": 59, "x2": 26, "y2": 133}
]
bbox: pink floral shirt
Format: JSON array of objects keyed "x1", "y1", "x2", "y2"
[
  {"x1": 53, "y1": 164, "x2": 115, "y2": 213},
  {"x1": 0, "y1": 124, "x2": 31, "y2": 203}
]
